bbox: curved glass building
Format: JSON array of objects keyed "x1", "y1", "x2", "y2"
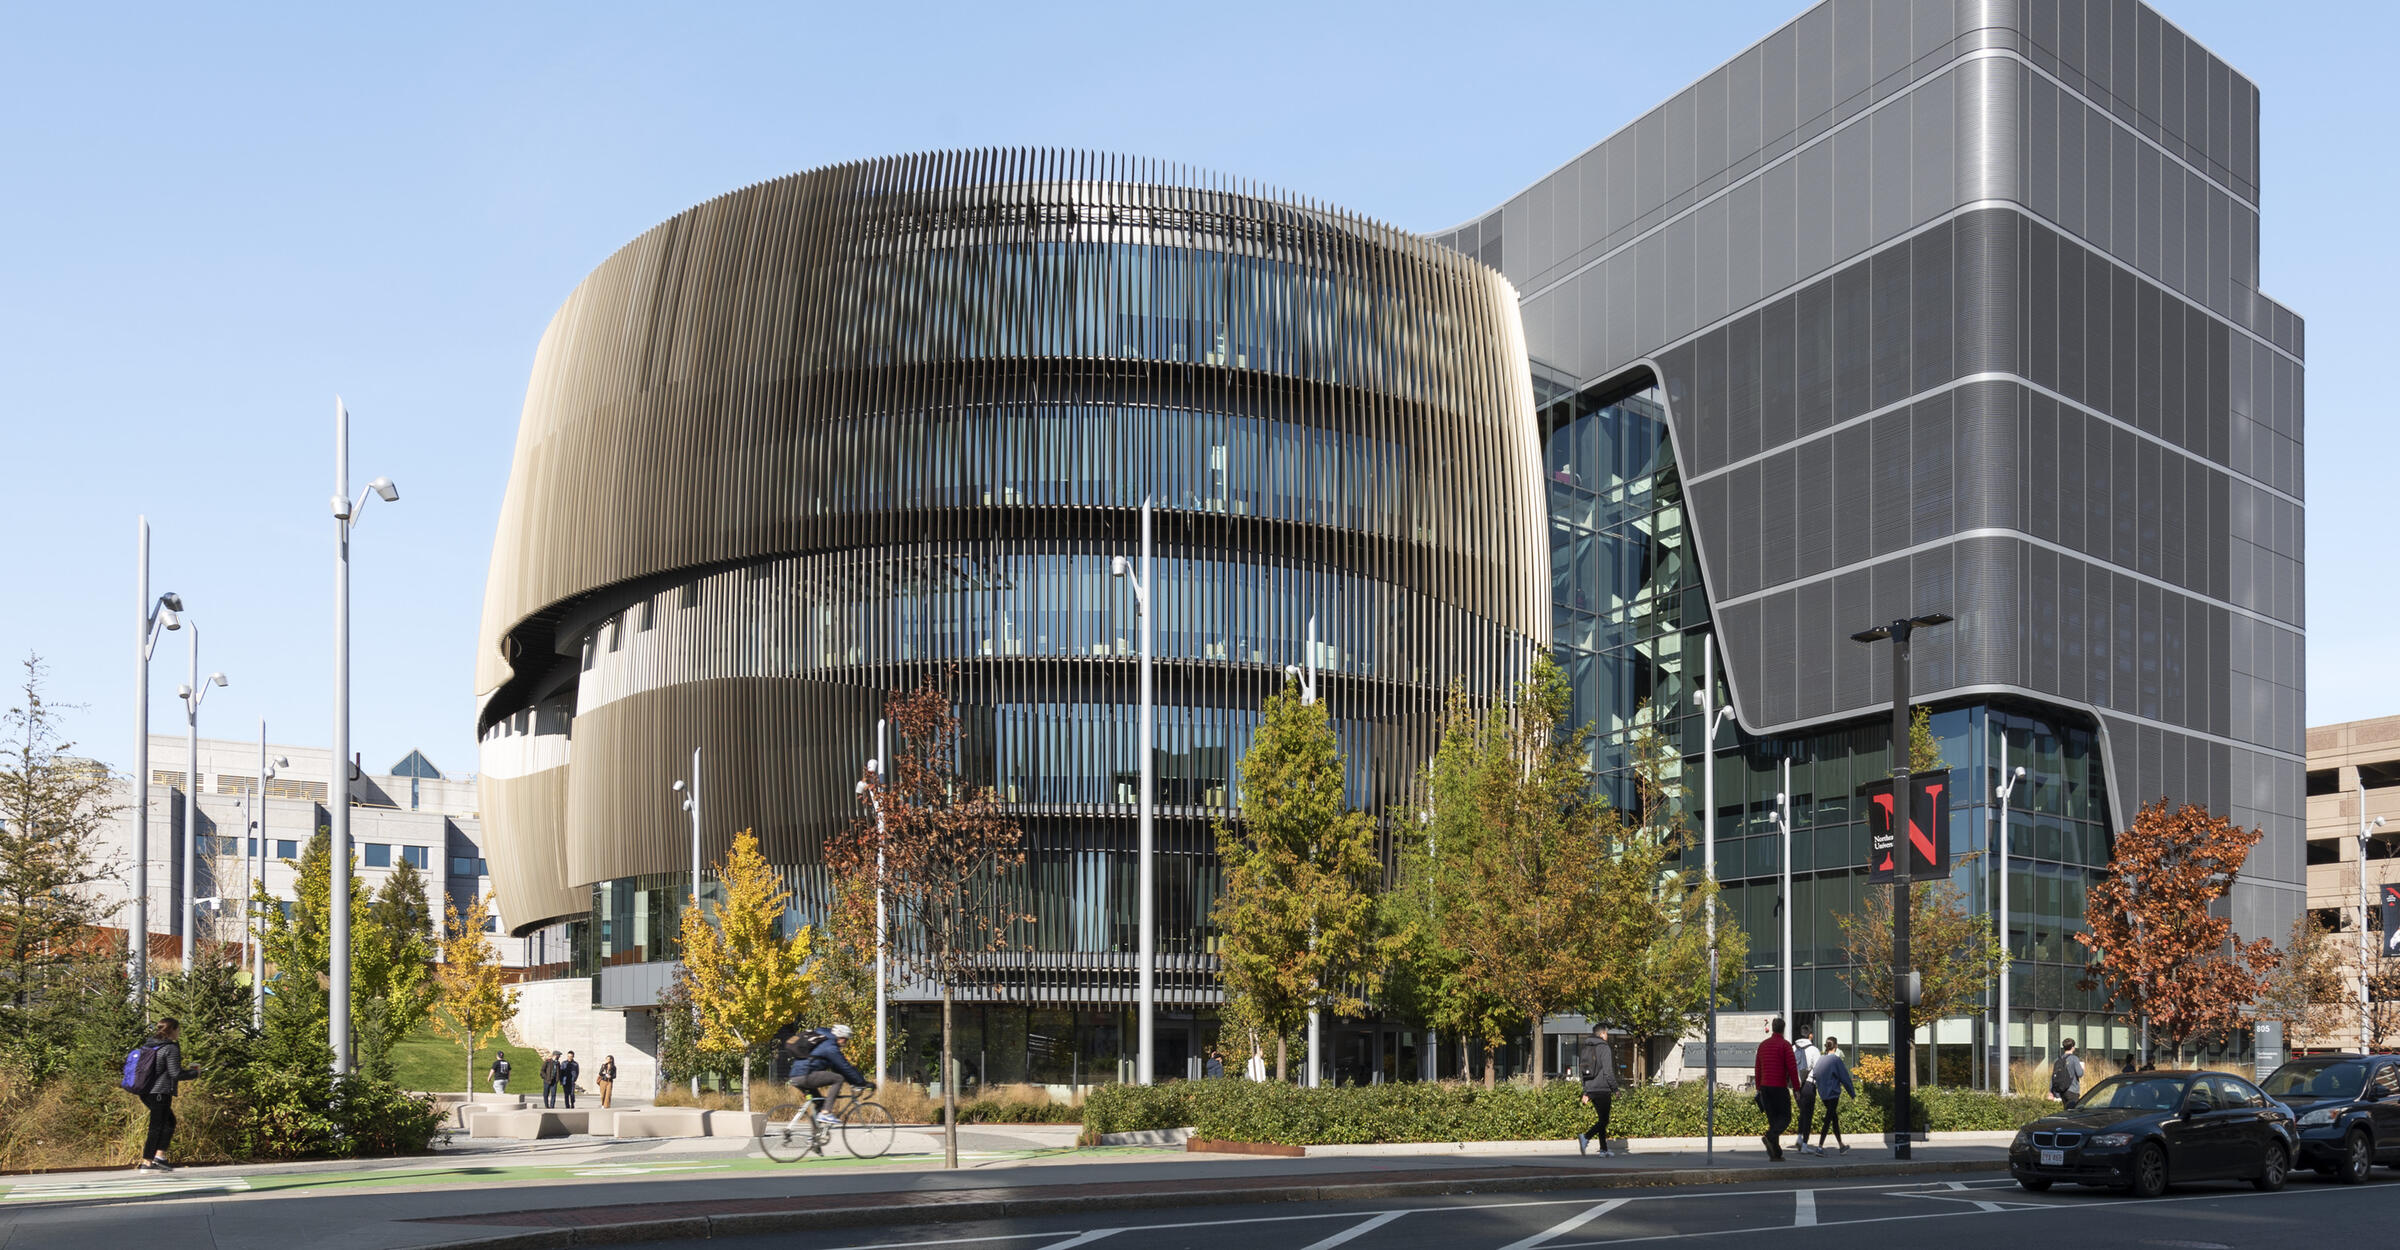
[{"x1": 476, "y1": 150, "x2": 1545, "y2": 1077}]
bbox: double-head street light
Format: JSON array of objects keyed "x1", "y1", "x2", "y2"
[
  {"x1": 176, "y1": 622, "x2": 227, "y2": 971},
  {"x1": 1110, "y1": 498, "x2": 1155, "y2": 1085},
  {"x1": 1692, "y1": 635, "x2": 1735, "y2": 1165},
  {"x1": 248, "y1": 727, "x2": 289, "y2": 1029},
  {"x1": 855, "y1": 719, "x2": 889, "y2": 1085},
  {"x1": 1994, "y1": 762, "x2": 2027, "y2": 1095},
  {"x1": 2361, "y1": 789, "x2": 2389, "y2": 1049},
  {"x1": 330, "y1": 396, "x2": 400, "y2": 1074},
  {"x1": 132, "y1": 518, "x2": 181, "y2": 1006},
  {"x1": 673, "y1": 748, "x2": 703, "y2": 1097},
  {"x1": 1848, "y1": 611, "x2": 1952, "y2": 1160}
]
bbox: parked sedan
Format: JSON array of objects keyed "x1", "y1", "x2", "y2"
[
  {"x1": 2260, "y1": 1054, "x2": 2400, "y2": 1183},
  {"x1": 2009, "y1": 1070, "x2": 2297, "y2": 1197}
]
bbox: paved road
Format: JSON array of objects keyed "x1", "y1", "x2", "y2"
[{"x1": 685, "y1": 1171, "x2": 2399, "y2": 1250}]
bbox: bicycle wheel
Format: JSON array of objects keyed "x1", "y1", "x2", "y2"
[
  {"x1": 759, "y1": 1103, "x2": 816, "y2": 1163},
  {"x1": 842, "y1": 1099, "x2": 897, "y2": 1159}
]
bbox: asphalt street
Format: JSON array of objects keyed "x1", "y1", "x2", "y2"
[{"x1": 686, "y1": 1171, "x2": 2400, "y2": 1250}]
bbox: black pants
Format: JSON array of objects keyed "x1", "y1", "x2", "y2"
[
  {"x1": 795, "y1": 1070, "x2": 843, "y2": 1111},
  {"x1": 1796, "y1": 1085, "x2": 1818, "y2": 1140},
  {"x1": 542, "y1": 1079, "x2": 558, "y2": 1108},
  {"x1": 562, "y1": 1080, "x2": 577, "y2": 1108},
  {"x1": 1816, "y1": 1096, "x2": 1844, "y2": 1145},
  {"x1": 1758, "y1": 1087, "x2": 1793, "y2": 1154},
  {"x1": 1584, "y1": 1091, "x2": 1613, "y2": 1143},
  {"x1": 140, "y1": 1093, "x2": 176, "y2": 1159}
]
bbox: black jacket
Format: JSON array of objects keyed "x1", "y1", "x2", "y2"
[
  {"x1": 1576, "y1": 1037, "x2": 1619, "y2": 1095},
  {"x1": 559, "y1": 1059, "x2": 581, "y2": 1086},
  {"x1": 541, "y1": 1057, "x2": 561, "y2": 1083},
  {"x1": 144, "y1": 1040, "x2": 196, "y2": 1097}
]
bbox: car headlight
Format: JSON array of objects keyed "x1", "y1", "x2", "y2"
[
  {"x1": 2088, "y1": 1133, "x2": 2134, "y2": 1147},
  {"x1": 2013, "y1": 1129, "x2": 2033, "y2": 1148},
  {"x1": 2298, "y1": 1107, "x2": 2337, "y2": 1127}
]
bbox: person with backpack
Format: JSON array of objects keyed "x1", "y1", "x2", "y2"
[
  {"x1": 1574, "y1": 1023, "x2": 1620, "y2": 1157},
  {"x1": 1792, "y1": 1025, "x2": 1821, "y2": 1150},
  {"x1": 126, "y1": 1018, "x2": 200, "y2": 1171},
  {"x1": 597, "y1": 1055, "x2": 618, "y2": 1107},
  {"x1": 1807, "y1": 1036, "x2": 1855, "y2": 1155},
  {"x1": 2050, "y1": 1039, "x2": 2085, "y2": 1107},
  {"x1": 489, "y1": 1049, "x2": 512, "y2": 1095},
  {"x1": 540, "y1": 1051, "x2": 562, "y2": 1108},
  {"x1": 786, "y1": 1024, "x2": 870, "y2": 1125}
]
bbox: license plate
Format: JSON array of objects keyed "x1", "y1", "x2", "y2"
[{"x1": 2039, "y1": 1148, "x2": 2065, "y2": 1167}]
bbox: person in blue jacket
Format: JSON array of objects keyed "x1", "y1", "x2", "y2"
[{"x1": 788, "y1": 1023, "x2": 871, "y2": 1125}]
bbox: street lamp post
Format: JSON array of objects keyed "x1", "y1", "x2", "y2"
[
  {"x1": 329, "y1": 396, "x2": 400, "y2": 1074},
  {"x1": 1848, "y1": 611, "x2": 1952, "y2": 1161},
  {"x1": 1110, "y1": 498, "x2": 1154, "y2": 1085},
  {"x1": 2360, "y1": 784, "x2": 2389, "y2": 1049},
  {"x1": 177, "y1": 621, "x2": 227, "y2": 971},
  {"x1": 855, "y1": 719, "x2": 889, "y2": 1084},
  {"x1": 674, "y1": 746, "x2": 702, "y2": 1097},
  {"x1": 250, "y1": 724, "x2": 288, "y2": 1030},
  {"x1": 1285, "y1": 615, "x2": 1319, "y2": 1087},
  {"x1": 132, "y1": 518, "x2": 181, "y2": 1008},
  {"x1": 1775, "y1": 755, "x2": 1793, "y2": 1038},
  {"x1": 1994, "y1": 763, "x2": 2026, "y2": 1095},
  {"x1": 1692, "y1": 636, "x2": 1735, "y2": 1165}
]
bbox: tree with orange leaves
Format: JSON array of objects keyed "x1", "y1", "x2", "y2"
[
  {"x1": 2076, "y1": 800, "x2": 2278, "y2": 1065},
  {"x1": 825, "y1": 672, "x2": 1027, "y2": 1169}
]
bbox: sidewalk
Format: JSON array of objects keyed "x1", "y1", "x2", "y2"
[{"x1": 0, "y1": 1130, "x2": 2008, "y2": 1250}]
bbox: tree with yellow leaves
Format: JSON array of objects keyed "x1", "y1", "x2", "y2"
[
  {"x1": 431, "y1": 892, "x2": 519, "y2": 1097},
  {"x1": 678, "y1": 829, "x2": 816, "y2": 1111}
]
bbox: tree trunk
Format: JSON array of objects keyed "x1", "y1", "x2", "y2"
[
  {"x1": 941, "y1": 984, "x2": 958, "y2": 1169},
  {"x1": 1275, "y1": 1034, "x2": 1287, "y2": 1084},
  {"x1": 1630, "y1": 1037, "x2": 1648, "y2": 1084},
  {"x1": 1482, "y1": 1042, "x2": 1495, "y2": 1090},
  {"x1": 1530, "y1": 1015, "x2": 1545, "y2": 1085}
]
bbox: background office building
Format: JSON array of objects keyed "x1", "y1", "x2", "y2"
[
  {"x1": 1437, "y1": 0, "x2": 2304, "y2": 1076},
  {"x1": 480, "y1": 0, "x2": 2304, "y2": 1086},
  {"x1": 475, "y1": 150, "x2": 1547, "y2": 1084},
  {"x1": 2305, "y1": 716, "x2": 2400, "y2": 1053}
]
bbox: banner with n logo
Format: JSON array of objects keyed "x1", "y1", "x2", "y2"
[
  {"x1": 1863, "y1": 771, "x2": 1953, "y2": 884},
  {"x1": 2383, "y1": 884, "x2": 2400, "y2": 958}
]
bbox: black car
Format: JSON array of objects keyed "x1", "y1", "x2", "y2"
[
  {"x1": 2259, "y1": 1054, "x2": 2400, "y2": 1183},
  {"x1": 2009, "y1": 1070, "x2": 2298, "y2": 1197}
]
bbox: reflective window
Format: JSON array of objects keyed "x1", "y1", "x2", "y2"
[{"x1": 363, "y1": 843, "x2": 392, "y2": 868}]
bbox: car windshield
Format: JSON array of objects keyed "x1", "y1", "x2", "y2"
[
  {"x1": 2261, "y1": 1061, "x2": 2368, "y2": 1100},
  {"x1": 2075, "y1": 1076, "x2": 2189, "y2": 1111}
]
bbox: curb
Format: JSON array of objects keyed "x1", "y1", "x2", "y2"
[{"x1": 419, "y1": 1157, "x2": 2007, "y2": 1249}]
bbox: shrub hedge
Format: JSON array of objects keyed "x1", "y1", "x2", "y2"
[{"x1": 1081, "y1": 1078, "x2": 2054, "y2": 1146}]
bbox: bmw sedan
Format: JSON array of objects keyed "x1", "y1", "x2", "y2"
[
  {"x1": 2260, "y1": 1054, "x2": 2400, "y2": 1183},
  {"x1": 2009, "y1": 1070, "x2": 2298, "y2": 1197}
]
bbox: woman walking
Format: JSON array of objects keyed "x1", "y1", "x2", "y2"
[
  {"x1": 1807, "y1": 1035, "x2": 1854, "y2": 1156},
  {"x1": 597, "y1": 1055, "x2": 617, "y2": 1108},
  {"x1": 135, "y1": 1018, "x2": 201, "y2": 1171}
]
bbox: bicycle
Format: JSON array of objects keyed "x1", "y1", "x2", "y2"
[{"x1": 759, "y1": 1083, "x2": 896, "y2": 1161}]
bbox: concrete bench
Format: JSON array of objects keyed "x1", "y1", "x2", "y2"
[
  {"x1": 465, "y1": 1109, "x2": 589, "y2": 1139},
  {"x1": 609, "y1": 1107, "x2": 710, "y2": 1138},
  {"x1": 448, "y1": 1099, "x2": 531, "y2": 1129}
]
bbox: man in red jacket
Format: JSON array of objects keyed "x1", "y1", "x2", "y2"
[{"x1": 1753, "y1": 1016, "x2": 1799, "y2": 1161}]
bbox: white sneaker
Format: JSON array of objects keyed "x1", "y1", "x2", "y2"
[
  {"x1": 1600, "y1": 1148, "x2": 1614, "y2": 1158},
  {"x1": 815, "y1": 1113, "x2": 840, "y2": 1126}
]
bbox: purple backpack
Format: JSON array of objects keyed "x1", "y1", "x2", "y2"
[{"x1": 121, "y1": 1043, "x2": 161, "y2": 1093}]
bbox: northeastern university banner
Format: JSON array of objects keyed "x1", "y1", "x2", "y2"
[{"x1": 1863, "y1": 771, "x2": 1954, "y2": 884}]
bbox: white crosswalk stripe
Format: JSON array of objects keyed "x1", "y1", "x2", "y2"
[{"x1": 3, "y1": 1174, "x2": 250, "y2": 1203}]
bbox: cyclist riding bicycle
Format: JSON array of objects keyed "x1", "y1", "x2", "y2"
[{"x1": 787, "y1": 1023, "x2": 869, "y2": 1125}]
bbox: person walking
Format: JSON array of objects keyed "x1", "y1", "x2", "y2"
[
  {"x1": 559, "y1": 1051, "x2": 582, "y2": 1108},
  {"x1": 1574, "y1": 1023, "x2": 1620, "y2": 1157},
  {"x1": 1809, "y1": 1036, "x2": 1855, "y2": 1155},
  {"x1": 489, "y1": 1049, "x2": 512, "y2": 1096},
  {"x1": 1754, "y1": 1016, "x2": 1799, "y2": 1161},
  {"x1": 2050, "y1": 1039, "x2": 2085, "y2": 1107},
  {"x1": 1791, "y1": 1024, "x2": 1821, "y2": 1150},
  {"x1": 540, "y1": 1051, "x2": 561, "y2": 1109},
  {"x1": 134, "y1": 1018, "x2": 201, "y2": 1171},
  {"x1": 597, "y1": 1055, "x2": 617, "y2": 1107}
]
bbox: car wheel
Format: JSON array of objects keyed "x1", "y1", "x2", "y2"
[
  {"x1": 2131, "y1": 1143, "x2": 2170, "y2": 1198},
  {"x1": 2340, "y1": 1131, "x2": 2373, "y2": 1185},
  {"x1": 2017, "y1": 1176, "x2": 2052, "y2": 1192},
  {"x1": 2254, "y1": 1141, "x2": 2290, "y2": 1193}
]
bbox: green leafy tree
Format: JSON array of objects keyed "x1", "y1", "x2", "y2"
[
  {"x1": 355, "y1": 858, "x2": 436, "y2": 1074},
  {"x1": 256, "y1": 828, "x2": 434, "y2": 1075},
  {"x1": 807, "y1": 872, "x2": 901, "y2": 1080},
  {"x1": 656, "y1": 967, "x2": 747, "y2": 1090},
  {"x1": 430, "y1": 893, "x2": 518, "y2": 1096},
  {"x1": 677, "y1": 829, "x2": 817, "y2": 1111},
  {"x1": 0, "y1": 655, "x2": 124, "y2": 1072},
  {"x1": 1211, "y1": 677, "x2": 1382, "y2": 1083},
  {"x1": 1388, "y1": 685, "x2": 1514, "y2": 1084},
  {"x1": 1836, "y1": 852, "x2": 2004, "y2": 1084}
]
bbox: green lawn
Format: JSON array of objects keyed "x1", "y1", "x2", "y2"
[{"x1": 388, "y1": 1022, "x2": 554, "y2": 1095}]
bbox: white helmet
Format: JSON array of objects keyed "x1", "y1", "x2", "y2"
[{"x1": 830, "y1": 1024, "x2": 854, "y2": 1040}]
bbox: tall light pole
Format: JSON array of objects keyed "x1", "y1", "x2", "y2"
[
  {"x1": 1994, "y1": 762, "x2": 2026, "y2": 1094},
  {"x1": 1849, "y1": 611, "x2": 1952, "y2": 1161},
  {"x1": 674, "y1": 746, "x2": 702, "y2": 1097},
  {"x1": 1692, "y1": 635, "x2": 1734, "y2": 1164},
  {"x1": 1775, "y1": 755, "x2": 1793, "y2": 1039},
  {"x1": 2360, "y1": 784, "x2": 2388, "y2": 1050},
  {"x1": 132, "y1": 518, "x2": 181, "y2": 1008},
  {"x1": 177, "y1": 621, "x2": 227, "y2": 970},
  {"x1": 250, "y1": 725, "x2": 288, "y2": 1030},
  {"x1": 330, "y1": 396, "x2": 400, "y2": 1074},
  {"x1": 855, "y1": 719, "x2": 889, "y2": 1083},
  {"x1": 1111, "y1": 498, "x2": 1154, "y2": 1085},
  {"x1": 1285, "y1": 614, "x2": 1319, "y2": 1085}
]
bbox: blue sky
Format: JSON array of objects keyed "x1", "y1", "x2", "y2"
[{"x1": 1, "y1": 2, "x2": 2389, "y2": 777}]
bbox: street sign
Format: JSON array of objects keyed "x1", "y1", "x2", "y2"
[
  {"x1": 2256, "y1": 1020, "x2": 2285, "y2": 1081},
  {"x1": 2383, "y1": 885, "x2": 2400, "y2": 957},
  {"x1": 1864, "y1": 771, "x2": 1953, "y2": 883}
]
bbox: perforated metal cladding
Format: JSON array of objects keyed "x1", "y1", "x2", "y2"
[{"x1": 476, "y1": 151, "x2": 1548, "y2": 956}]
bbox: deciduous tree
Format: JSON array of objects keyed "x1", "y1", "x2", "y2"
[
  {"x1": 678, "y1": 829, "x2": 816, "y2": 1112},
  {"x1": 0, "y1": 656, "x2": 122, "y2": 1043},
  {"x1": 1835, "y1": 852, "x2": 2004, "y2": 1082},
  {"x1": 1212, "y1": 676, "x2": 1380, "y2": 1083},
  {"x1": 1387, "y1": 686, "x2": 1515, "y2": 1085},
  {"x1": 2077, "y1": 800, "x2": 2278, "y2": 1064},
  {"x1": 2254, "y1": 912, "x2": 2349, "y2": 1050},
  {"x1": 430, "y1": 893, "x2": 519, "y2": 1096},
  {"x1": 826, "y1": 673, "x2": 1028, "y2": 1167}
]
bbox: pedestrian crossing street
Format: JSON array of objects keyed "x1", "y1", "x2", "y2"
[{"x1": 0, "y1": 1173, "x2": 250, "y2": 1202}]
